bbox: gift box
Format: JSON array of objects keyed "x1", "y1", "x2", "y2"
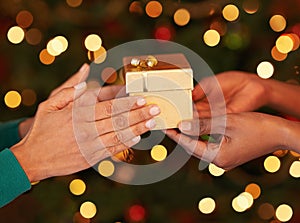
[{"x1": 123, "y1": 53, "x2": 194, "y2": 130}]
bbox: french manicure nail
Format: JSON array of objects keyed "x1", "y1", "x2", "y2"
[
  {"x1": 136, "y1": 97, "x2": 146, "y2": 106},
  {"x1": 145, "y1": 119, "x2": 156, "y2": 129},
  {"x1": 149, "y1": 106, "x2": 160, "y2": 116},
  {"x1": 132, "y1": 135, "x2": 141, "y2": 144},
  {"x1": 79, "y1": 63, "x2": 88, "y2": 73},
  {"x1": 180, "y1": 121, "x2": 191, "y2": 131},
  {"x1": 74, "y1": 81, "x2": 87, "y2": 90}
]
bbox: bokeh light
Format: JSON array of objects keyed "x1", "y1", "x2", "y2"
[
  {"x1": 269, "y1": 15, "x2": 286, "y2": 32},
  {"x1": 21, "y1": 89, "x2": 37, "y2": 106},
  {"x1": 198, "y1": 197, "x2": 216, "y2": 214},
  {"x1": 145, "y1": 1, "x2": 163, "y2": 18},
  {"x1": 128, "y1": 205, "x2": 146, "y2": 222},
  {"x1": 80, "y1": 201, "x2": 97, "y2": 219},
  {"x1": 222, "y1": 4, "x2": 239, "y2": 22},
  {"x1": 7, "y1": 26, "x2": 25, "y2": 44},
  {"x1": 256, "y1": 61, "x2": 274, "y2": 79},
  {"x1": 98, "y1": 160, "x2": 115, "y2": 177},
  {"x1": 290, "y1": 151, "x2": 300, "y2": 157},
  {"x1": 39, "y1": 49, "x2": 55, "y2": 65},
  {"x1": 276, "y1": 35, "x2": 294, "y2": 54},
  {"x1": 4, "y1": 90, "x2": 22, "y2": 109},
  {"x1": 151, "y1": 145, "x2": 167, "y2": 161},
  {"x1": 224, "y1": 32, "x2": 243, "y2": 50},
  {"x1": 242, "y1": 0, "x2": 259, "y2": 14},
  {"x1": 154, "y1": 26, "x2": 172, "y2": 40},
  {"x1": 47, "y1": 38, "x2": 63, "y2": 56},
  {"x1": 129, "y1": 1, "x2": 143, "y2": 15},
  {"x1": 275, "y1": 204, "x2": 293, "y2": 222},
  {"x1": 55, "y1": 36, "x2": 68, "y2": 52},
  {"x1": 73, "y1": 212, "x2": 91, "y2": 223},
  {"x1": 258, "y1": 203, "x2": 275, "y2": 220},
  {"x1": 66, "y1": 0, "x2": 83, "y2": 8},
  {"x1": 101, "y1": 67, "x2": 117, "y2": 84},
  {"x1": 16, "y1": 10, "x2": 33, "y2": 28},
  {"x1": 203, "y1": 29, "x2": 220, "y2": 47},
  {"x1": 210, "y1": 20, "x2": 227, "y2": 36},
  {"x1": 69, "y1": 179, "x2": 86, "y2": 196},
  {"x1": 232, "y1": 192, "x2": 253, "y2": 212},
  {"x1": 245, "y1": 183, "x2": 261, "y2": 199},
  {"x1": 271, "y1": 46, "x2": 288, "y2": 61},
  {"x1": 88, "y1": 46, "x2": 107, "y2": 64},
  {"x1": 264, "y1": 155, "x2": 281, "y2": 173},
  {"x1": 273, "y1": 149, "x2": 288, "y2": 157},
  {"x1": 208, "y1": 163, "x2": 225, "y2": 177},
  {"x1": 25, "y1": 28, "x2": 42, "y2": 45},
  {"x1": 84, "y1": 34, "x2": 102, "y2": 52},
  {"x1": 289, "y1": 160, "x2": 300, "y2": 178},
  {"x1": 173, "y1": 8, "x2": 190, "y2": 26},
  {"x1": 288, "y1": 33, "x2": 300, "y2": 51}
]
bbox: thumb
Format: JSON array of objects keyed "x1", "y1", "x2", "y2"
[
  {"x1": 47, "y1": 81, "x2": 87, "y2": 110},
  {"x1": 49, "y1": 63, "x2": 90, "y2": 97}
]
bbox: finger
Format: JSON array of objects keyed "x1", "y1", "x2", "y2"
[
  {"x1": 96, "y1": 104, "x2": 160, "y2": 134},
  {"x1": 94, "y1": 96, "x2": 147, "y2": 121},
  {"x1": 46, "y1": 82, "x2": 87, "y2": 110},
  {"x1": 97, "y1": 85, "x2": 126, "y2": 101},
  {"x1": 192, "y1": 83, "x2": 206, "y2": 101},
  {"x1": 99, "y1": 118, "x2": 156, "y2": 147},
  {"x1": 49, "y1": 63, "x2": 90, "y2": 97}
]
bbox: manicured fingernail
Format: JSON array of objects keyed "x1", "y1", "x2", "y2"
[
  {"x1": 132, "y1": 135, "x2": 141, "y2": 144},
  {"x1": 74, "y1": 81, "x2": 87, "y2": 90},
  {"x1": 180, "y1": 121, "x2": 191, "y2": 131},
  {"x1": 145, "y1": 119, "x2": 156, "y2": 129},
  {"x1": 79, "y1": 63, "x2": 88, "y2": 73},
  {"x1": 149, "y1": 106, "x2": 160, "y2": 116},
  {"x1": 136, "y1": 97, "x2": 146, "y2": 106}
]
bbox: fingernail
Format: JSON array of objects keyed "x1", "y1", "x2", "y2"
[
  {"x1": 132, "y1": 135, "x2": 141, "y2": 144},
  {"x1": 180, "y1": 121, "x2": 191, "y2": 131},
  {"x1": 149, "y1": 106, "x2": 160, "y2": 116},
  {"x1": 74, "y1": 81, "x2": 87, "y2": 90},
  {"x1": 79, "y1": 63, "x2": 88, "y2": 73},
  {"x1": 145, "y1": 119, "x2": 156, "y2": 129},
  {"x1": 136, "y1": 97, "x2": 146, "y2": 106}
]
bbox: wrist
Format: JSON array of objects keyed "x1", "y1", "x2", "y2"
[
  {"x1": 18, "y1": 117, "x2": 34, "y2": 139},
  {"x1": 280, "y1": 119, "x2": 300, "y2": 153}
]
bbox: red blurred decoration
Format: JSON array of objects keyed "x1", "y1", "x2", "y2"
[
  {"x1": 128, "y1": 204, "x2": 146, "y2": 222},
  {"x1": 292, "y1": 23, "x2": 300, "y2": 38},
  {"x1": 154, "y1": 26, "x2": 173, "y2": 40}
]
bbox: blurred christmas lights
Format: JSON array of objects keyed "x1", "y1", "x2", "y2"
[
  {"x1": 80, "y1": 201, "x2": 97, "y2": 219},
  {"x1": 263, "y1": 155, "x2": 281, "y2": 173},
  {"x1": 198, "y1": 197, "x2": 216, "y2": 214}
]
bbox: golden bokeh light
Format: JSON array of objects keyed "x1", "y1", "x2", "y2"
[
  {"x1": 210, "y1": 20, "x2": 227, "y2": 36},
  {"x1": 275, "y1": 204, "x2": 293, "y2": 222},
  {"x1": 273, "y1": 149, "x2": 288, "y2": 157},
  {"x1": 98, "y1": 160, "x2": 115, "y2": 177},
  {"x1": 16, "y1": 10, "x2": 33, "y2": 28},
  {"x1": 269, "y1": 15, "x2": 286, "y2": 32},
  {"x1": 47, "y1": 38, "x2": 64, "y2": 56},
  {"x1": 84, "y1": 34, "x2": 102, "y2": 51},
  {"x1": 25, "y1": 28, "x2": 42, "y2": 45},
  {"x1": 242, "y1": 0, "x2": 259, "y2": 14},
  {"x1": 69, "y1": 179, "x2": 86, "y2": 196},
  {"x1": 21, "y1": 89, "x2": 37, "y2": 106},
  {"x1": 7, "y1": 26, "x2": 25, "y2": 44},
  {"x1": 39, "y1": 49, "x2": 55, "y2": 65},
  {"x1": 271, "y1": 46, "x2": 288, "y2": 61},
  {"x1": 129, "y1": 1, "x2": 143, "y2": 15},
  {"x1": 289, "y1": 160, "x2": 300, "y2": 178},
  {"x1": 258, "y1": 203, "x2": 275, "y2": 220},
  {"x1": 256, "y1": 61, "x2": 274, "y2": 79},
  {"x1": 276, "y1": 35, "x2": 294, "y2": 54},
  {"x1": 245, "y1": 183, "x2": 261, "y2": 199},
  {"x1": 208, "y1": 163, "x2": 225, "y2": 177},
  {"x1": 66, "y1": 0, "x2": 83, "y2": 8},
  {"x1": 290, "y1": 150, "x2": 300, "y2": 157},
  {"x1": 173, "y1": 8, "x2": 190, "y2": 26},
  {"x1": 222, "y1": 4, "x2": 239, "y2": 22},
  {"x1": 145, "y1": 1, "x2": 163, "y2": 18},
  {"x1": 101, "y1": 67, "x2": 117, "y2": 84},
  {"x1": 55, "y1": 36, "x2": 68, "y2": 52},
  {"x1": 4, "y1": 90, "x2": 22, "y2": 109},
  {"x1": 88, "y1": 46, "x2": 107, "y2": 64},
  {"x1": 151, "y1": 145, "x2": 167, "y2": 162},
  {"x1": 236, "y1": 192, "x2": 253, "y2": 210},
  {"x1": 264, "y1": 155, "x2": 281, "y2": 173},
  {"x1": 203, "y1": 29, "x2": 220, "y2": 47},
  {"x1": 80, "y1": 201, "x2": 97, "y2": 219},
  {"x1": 198, "y1": 197, "x2": 216, "y2": 214}
]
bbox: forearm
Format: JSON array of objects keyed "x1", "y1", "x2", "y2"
[{"x1": 265, "y1": 78, "x2": 300, "y2": 118}]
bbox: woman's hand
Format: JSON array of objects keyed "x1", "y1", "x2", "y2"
[{"x1": 166, "y1": 112, "x2": 294, "y2": 170}]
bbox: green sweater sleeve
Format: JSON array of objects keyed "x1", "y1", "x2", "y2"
[
  {"x1": 0, "y1": 148, "x2": 31, "y2": 207},
  {"x1": 0, "y1": 119, "x2": 25, "y2": 151}
]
